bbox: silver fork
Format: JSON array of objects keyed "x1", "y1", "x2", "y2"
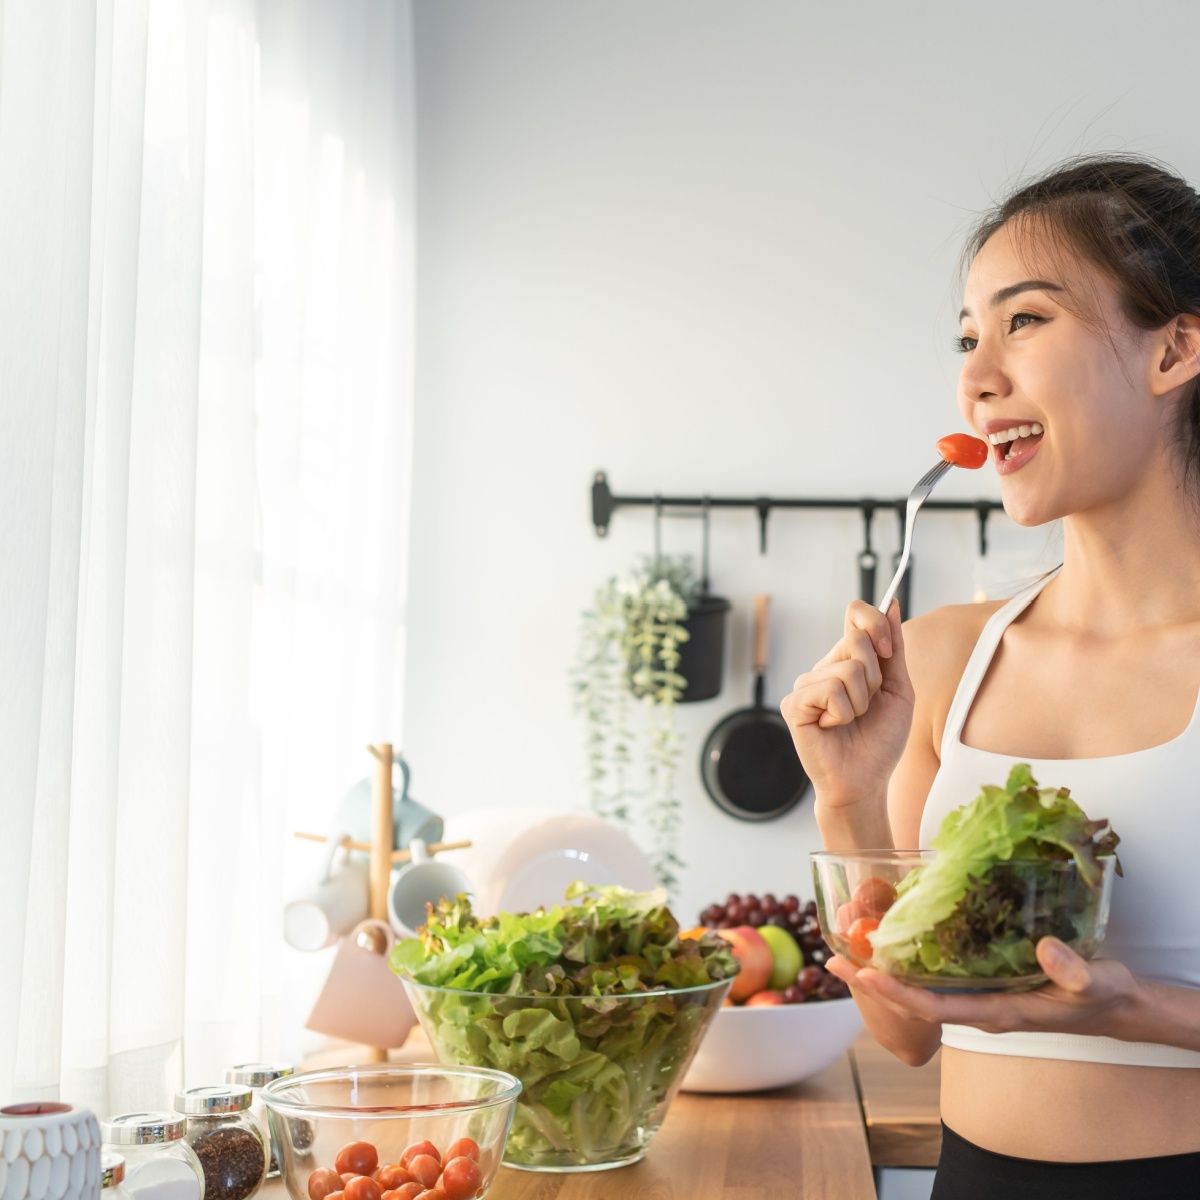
[{"x1": 877, "y1": 460, "x2": 953, "y2": 614}]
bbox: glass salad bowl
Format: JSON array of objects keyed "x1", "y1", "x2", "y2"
[
  {"x1": 261, "y1": 1065, "x2": 520, "y2": 1200},
  {"x1": 400, "y1": 975, "x2": 731, "y2": 1171},
  {"x1": 811, "y1": 850, "x2": 1117, "y2": 993}
]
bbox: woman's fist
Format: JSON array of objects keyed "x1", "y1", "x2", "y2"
[{"x1": 780, "y1": 600, "x2": 915, "y2": 805}]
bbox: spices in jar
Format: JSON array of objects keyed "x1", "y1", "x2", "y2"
[
  {"x1": 224, "y1": 1062, "x2": 293, "y2": 1178},
  {"x1": 100, "y1": 1113, "x2": 204, "y2": 1200},
  {"x1": 176, "y1": 1087, "x2": 266, "y2": 1200}
]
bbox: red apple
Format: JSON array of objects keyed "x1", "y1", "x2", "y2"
[
  {"x1": 717, "y1": 925, "x2": 774, "y2": 1001},
  {"x1": 744, "y1": 989, "x2": 786, "y2": 1007}
]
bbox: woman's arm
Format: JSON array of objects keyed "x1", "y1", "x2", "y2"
[
  {"x1": 825, "y1": 612, "x2": 950, "y2": 1065},
  {"x1": 784, "y1": 604, "x2": 964, "y2": 1065},
  {"x1": 845, "y1": 936, "x2": 1200, "y2": 1054}
]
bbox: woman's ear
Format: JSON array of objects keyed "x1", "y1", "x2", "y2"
[{"x1": 1151, "y1": 313, "x2": 1200, "y2": 395}]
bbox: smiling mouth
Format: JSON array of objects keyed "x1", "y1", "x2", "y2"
[{"x1": 989, "y1": 421, "x2": 1044, "y2": 464}]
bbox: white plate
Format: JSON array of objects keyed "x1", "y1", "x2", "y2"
[{"x1": 438, "y1": 810, "x2": 657, "y2": 916}]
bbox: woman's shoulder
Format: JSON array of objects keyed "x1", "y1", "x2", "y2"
[{"x1": 902, "y1": 599, "x2": 1006, "y2": 700}]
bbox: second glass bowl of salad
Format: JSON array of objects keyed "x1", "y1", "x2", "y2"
[
  {"x1": 400, "y1": 975, "x2": 730, "y2": 1171},
  {"x1": 811, "y1": 849, "x2": 1117, "y2": 992}
]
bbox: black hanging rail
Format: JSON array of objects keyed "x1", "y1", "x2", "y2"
[{"x1": 591, "y1": 471, "x2": 1004, "y2": 553}]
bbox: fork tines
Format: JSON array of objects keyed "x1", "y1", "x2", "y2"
[{"x1": 919, "y1": 460, "x2": 953, "y2": 488}]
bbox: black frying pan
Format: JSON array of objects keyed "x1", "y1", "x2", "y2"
[{"x1": 700, "y1": 594, "x2": 810, "y2": 821}]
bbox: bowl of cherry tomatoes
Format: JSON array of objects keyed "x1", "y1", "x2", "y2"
[{"x1": 261, "y1": 1065, "x2": 521, "y2": 1200}]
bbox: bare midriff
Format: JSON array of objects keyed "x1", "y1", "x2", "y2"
[{"x1": 940, "y1": 1047, "x2": 1200, "y2": 1161}]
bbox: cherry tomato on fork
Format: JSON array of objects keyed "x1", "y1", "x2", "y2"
[{"x1": 936, "y1": 432, "x2": 989, "y2": 468}]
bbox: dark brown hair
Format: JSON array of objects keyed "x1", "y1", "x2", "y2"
[{"x1": 962, "y1": 155, "x2": 1200, "y2": 490}]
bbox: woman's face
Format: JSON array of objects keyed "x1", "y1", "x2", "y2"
[{"x1": 956, "y1": 221, "x2": 1167, "y2": 527}]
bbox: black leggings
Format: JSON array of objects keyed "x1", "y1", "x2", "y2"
[{"x1": 932, "y1": 1123, "x2": 1200, "y2": 1199}]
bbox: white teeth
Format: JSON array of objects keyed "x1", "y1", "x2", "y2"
[{"x1": 989, "y1": 422, "x2": 1044, "y2": 445}]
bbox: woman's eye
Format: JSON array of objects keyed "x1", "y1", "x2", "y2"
[{"x1": 954, "y1": 312, "x2": 1041, "y2": 353}]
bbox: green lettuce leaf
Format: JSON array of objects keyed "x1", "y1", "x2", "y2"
[
  {"x1": 871, "y1": 764, "x2": 1120, "y2": 979},
  {"x1": 389, "y1": 882, "x2": 737, "y2": 1167}
]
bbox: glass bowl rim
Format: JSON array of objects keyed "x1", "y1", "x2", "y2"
[
  {"x1": 398, "y1": 974, "x2": 734, "y2": 1001},
  {"x1": 260, "y1": 1063, "x2": 522, "y2": 1116},
  {"x1": 811, "y1": 849, "x2": 1118, "y2": 869}
]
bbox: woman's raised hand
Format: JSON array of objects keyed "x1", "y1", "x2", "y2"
[{"x1": 780, "y1": 599, "x2": 915, "y2": 809}]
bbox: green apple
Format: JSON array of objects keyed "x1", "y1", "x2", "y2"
[{"x1": 758, "y1": 925, "x2": 803, "y2": 991}]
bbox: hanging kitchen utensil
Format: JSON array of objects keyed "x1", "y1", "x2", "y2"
[
  {"x1": 699, "y1": 594, "x2": 809, "y2": 821},
  {"x1": 890, "y1": 501, "x2": 913, "y2": 616},
  {"x1": 973, "y1": 502, "x2": 991, "y2": 602},
  {"x1": 858, "y1": 503, "x2": 877, "y2": 605}
]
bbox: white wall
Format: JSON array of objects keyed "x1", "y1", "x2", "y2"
[{"x1": 404, "y1": 0, "x2": 1200, "y2": 923}]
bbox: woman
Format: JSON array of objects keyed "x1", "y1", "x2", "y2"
[{"x1": 783, "y1": 156, "x2": 1200, "y2": 1198}]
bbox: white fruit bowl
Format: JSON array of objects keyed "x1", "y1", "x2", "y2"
[{"x1": 680, "y1": 997, "x2": 864, "y2": 1093}]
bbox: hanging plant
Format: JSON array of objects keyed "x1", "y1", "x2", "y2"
[{"x1": 572, "y1": 556, "x2": 696, "y2": 893}]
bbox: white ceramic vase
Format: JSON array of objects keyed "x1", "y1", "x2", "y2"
[{"x1": 0, "y1": 1103, "x2": 101, "y2": 1200}]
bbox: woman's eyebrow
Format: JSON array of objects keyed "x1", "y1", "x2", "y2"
[{"x1": 959, "y1": 279, "x2": 1064, "y2": 321}]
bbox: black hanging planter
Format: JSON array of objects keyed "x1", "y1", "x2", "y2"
[
  {"x1": 629, "y1": 497, "x2": 729, "y2": 704},
  {"x1": 677, "y1": 593, "x2": 731, "y2": 702}
]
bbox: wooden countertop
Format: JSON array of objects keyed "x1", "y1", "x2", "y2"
[
  {"x1": 290, "y1": 1031, "x2": 877, "y2": 1199},
  {"x1": 849, "y1": 1030, "x2": 942, "y2": 1169}
]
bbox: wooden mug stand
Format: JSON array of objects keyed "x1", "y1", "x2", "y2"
[{"x1": 293, "y1": 743, "x2": 471, "y2": 1061}]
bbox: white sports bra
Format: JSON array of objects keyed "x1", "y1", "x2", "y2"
[{"x1": 920, "y1": 569, "x2": 1200, "y2": 1068}]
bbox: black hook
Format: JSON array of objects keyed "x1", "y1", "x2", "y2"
[
  {"x1": 653, "y1": 495, "x2": 664, "y2": 567},
  {"x1": 701, "y1": 496, "x2": 712, "y2": 594},
  {"x1": 756, "y1": 498, "x2": 770, "y2": 554},
  {"x1": 975, "y1": 502, "x2": 991, "y2": 557}
]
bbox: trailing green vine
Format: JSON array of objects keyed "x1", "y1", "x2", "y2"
[{"x1": 572, "y1": 557, "x2": 696, "y2": 893}]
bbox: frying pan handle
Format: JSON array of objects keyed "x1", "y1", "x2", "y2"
[
  {"x1": 890, "y1": 548, "x2": 912, "y2": 617},
  {"x1": 752, "y1": 594, "x2": 770, "y2": 676}
]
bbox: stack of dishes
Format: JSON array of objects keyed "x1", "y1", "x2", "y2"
[{"x1": 435, "y1": 809, "x2": 657, "y2": 916}]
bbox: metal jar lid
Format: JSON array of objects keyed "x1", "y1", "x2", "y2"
[
  {"x1": 101, "y1": 1112, "x2": 186, "y2": 1145},
  {"x1": 225, "y1": 1063, "x2": 294, "y2": 1089},
  {"x1": 174, "y1": 1086, "x2": 253, "y2": 1115},
  {"x1": 101, "y1": 1153, "x2": 125, "y2": 1189}
]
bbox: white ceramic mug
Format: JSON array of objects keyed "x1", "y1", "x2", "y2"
[
  {"x1": 283, "y1": 833, "x2": 369, "y2": 951},
  {"x1": 387, "y1": 839, "x2": 474, "y2": 938}
]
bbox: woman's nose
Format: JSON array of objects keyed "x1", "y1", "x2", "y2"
[{"x1": 959, "y1": 338, "x2": 1010, "y2": 403}]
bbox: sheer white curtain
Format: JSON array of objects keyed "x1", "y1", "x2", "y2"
[{"x1": 0, "y1": 0, "x2": 414, "y2": 1115}]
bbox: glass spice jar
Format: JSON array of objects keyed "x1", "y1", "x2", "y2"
[
  {"x1": 101, "y1": 1152, "x2": 134, "y2": 1200},
  {"x1": 100, "y1": 1112, "x2": 205, "y2": 1200},
  {"x1": 175, "y1": 1089, "x2": 266, "y2": 1200},
  {"x1": 223, "y1": 1063, "x2": 292, "y2": 1178}
]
